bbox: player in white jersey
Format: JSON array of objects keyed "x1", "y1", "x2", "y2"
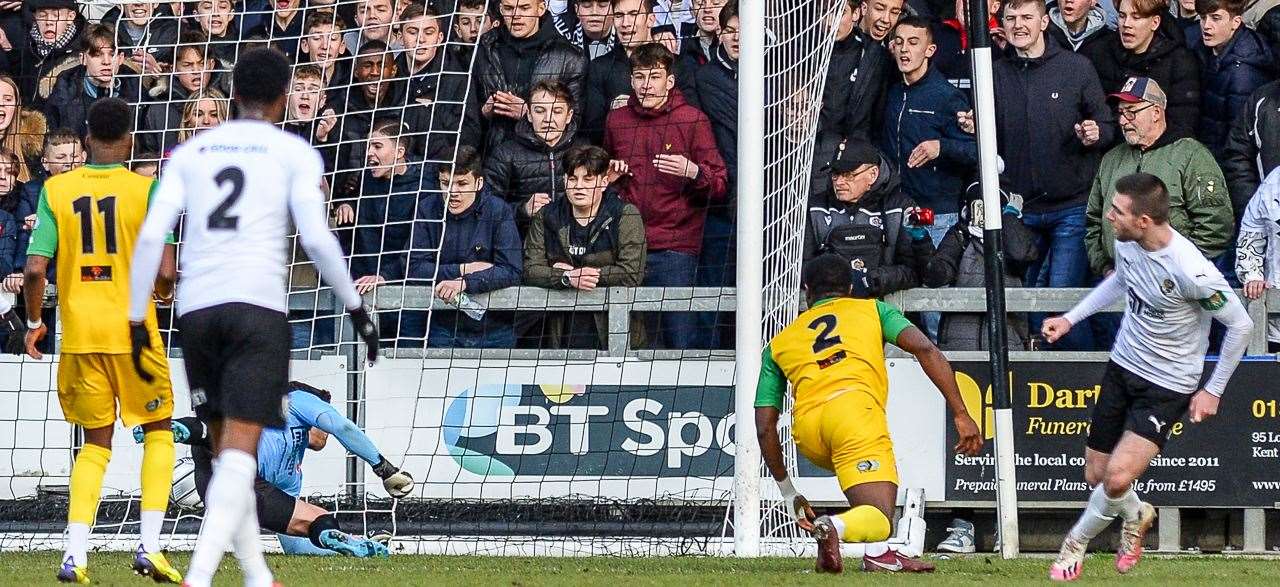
[
  {"x1": 1041, "y1": 173, "x2": 1253, "y2": 582},
  {"x1": 127, "y1": 49, "x2": 380, "y2": 587}
]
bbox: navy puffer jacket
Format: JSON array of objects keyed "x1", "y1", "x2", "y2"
[{"x1": 1193, "y1": 27, "x2": 1276, "y2": 157}]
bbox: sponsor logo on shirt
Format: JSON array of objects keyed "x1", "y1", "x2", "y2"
[
  {"x1": 1199, "y1": 291, "x2": 1228, "y2": 311},
  {"x1": 80, "y1": 265, "x2": 113, "y2": 282},
  {"x1": 1160, "y1": 279, "x2": 1175, "y2": 295},
  {"x1": 857, "y1": 459, "x2": 881, "y2": 472}
]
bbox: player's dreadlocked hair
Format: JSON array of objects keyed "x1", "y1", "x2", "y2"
[
  {"x1": 87, "y1": 98, "x2": 131, "y2": 142},
  {"x1": 289, "y1": 380, "x2": 333, "y2": 403},
  {"x1": 803, "y1": 253, "x2": 870, "y2": 302},
  {"x1": 232, "y1": 48, "x2": 292, "y2": 107}
]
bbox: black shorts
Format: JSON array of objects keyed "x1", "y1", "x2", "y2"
[
  {"x1": 191, "y1": 443, "x2": 297, "y2": 534},
  {"x1": 1086, "y1": 361, "x2": 1192, "y2": 453},
  {"x1": 178, "y1": 302, "x2": 290, "y2": 428}
]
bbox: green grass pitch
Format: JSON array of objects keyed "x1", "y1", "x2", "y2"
[{"x1": 2, "y1": 552, "x2": 1278, "y2": 585}]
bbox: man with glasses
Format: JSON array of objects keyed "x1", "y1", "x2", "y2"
[
  {"x1": 1085, "y1": 77, "x2": 1231, "y2": 279},
  {"x1": 1093, "y1": 0, "x2": 1201, "y2": 138},
  {"x1": 804, "y1": 139, "x2": 935, "y2": 299}
]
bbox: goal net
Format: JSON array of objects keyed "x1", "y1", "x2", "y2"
[{"x1": 0, "y1": 0, "x2": 843, "y2": 557}]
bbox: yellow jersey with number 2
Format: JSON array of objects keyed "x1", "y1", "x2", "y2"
[
  {"x1": 28, "y1": 164, "x2": 163, "y2": 354},
  {"x1": 755, "y1": 297, "x2": 913, "y2": 420}
]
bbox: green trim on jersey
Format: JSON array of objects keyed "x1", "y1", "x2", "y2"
[
  {"x1": 147, "y1": 179, "x2": 177, "y2": 245},
  {"x1": 876, "y1": 300, "x2": 913, "y2": 344},
  {"x1": 754, "y1": 344, "x2": 787, "y2": 411},
  {"x1": 26, "y1": 187, "x2": 58, "y2": 258}
]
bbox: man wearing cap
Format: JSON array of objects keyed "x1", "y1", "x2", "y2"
[
  {"x1": 1085, "y1": 76, "x2": 1232, "y2": 277},
  {"x1": 804, "y1": 139, "x2": 935, "y2": 299}
]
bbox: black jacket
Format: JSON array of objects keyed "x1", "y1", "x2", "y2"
[
  {"x1": 1047, "y1": 6, "x2": 1116, "y2": 66},
  {"x1": 473, "y1": 19, "x2": 586, "y2": 152},
  {"x1": 803, "y1": 155, "x2": 935, "y2": 297},
  {"x1": 15, "y1": 13, "x2": 87, "y2": 106},
  {"x1": 694, "y1": 44, "x2": 738, "y2": 183},
  {"x1": 1259, "y1": 4, "x2": 1280, "y2": 62},
  {"x1": 1092, "y1": 18, "x2": 1202, "y2": 139},
  {"x1": 43, "y1": 65, "x2": 142, "y2": 138},
  {"x1": 137, "y1": 82, "x2": 192, "y2": 155},
  {"x1": 1192, "y1": 28, "x2": 1276, "y2": 158},
  {"x1": 1222, "y1": 80, "x2": 1280, "y2": 214},
  {"x1": 819, "y1": 29, "x2": 891, "y2": 142},
  {"x1": 993, "y1": 36, "x2": 1116, "y2": 213},
  {"x1": 396, "y1": 50, "x2": 483, "y2": 161},
  {"x1": 483, "y1": 116, "x2": 586, "y2": 228}
]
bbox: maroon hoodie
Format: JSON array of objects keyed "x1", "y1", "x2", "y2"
[{"x1": 605, "y1": 89, "x2": 728, "y2": 255}]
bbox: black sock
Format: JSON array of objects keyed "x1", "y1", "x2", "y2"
[{"x1": 308, "y1": 513, "x2": 341, "y2": 549}]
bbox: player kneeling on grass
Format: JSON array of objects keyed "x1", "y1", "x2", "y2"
[
  {"x1": 755, "y1": 253, "x2": 983, "y2": 574},
  {"x1": 1042, "y1": 173, "x2": 1252, "y2": 581},
  {"x1": 136, "y1": 381, "x2": 413, "y2": 556}
]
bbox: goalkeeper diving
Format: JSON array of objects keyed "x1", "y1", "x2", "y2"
[
  {"x1": 137, "y1": 381, "x2": 413, "y2": 556},
  {"x1": 755, "y1": 254, "x2": 983, "y2": 573}
]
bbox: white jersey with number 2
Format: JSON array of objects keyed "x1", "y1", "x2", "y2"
[
  {"x1": 1106, "y1": 230, "x2": 1233, "y2": 395},
  {"x1": 128, "y1": 119, "x2": 362, "y2": 320}
]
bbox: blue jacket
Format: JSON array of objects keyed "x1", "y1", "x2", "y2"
[
  {"x1": 1193, "y1": 27, "x2": 1276, "y2": 157},
  {"x1": 0, "y1": 208, "x2": 18, "y2": 277},
  {"x1": 349, "y1": 161, "x2": 439, "y2": 282},
  {"x1": 406, "y1": 192, "x2": 523, "y2": 294},
  {"x1": 881, "y1": 66, "x2": 977, "y2": 214}
]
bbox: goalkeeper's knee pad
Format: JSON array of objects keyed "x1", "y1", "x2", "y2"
[{"x1": 835, "y1": 505, "x2": 891, "y2": 543}]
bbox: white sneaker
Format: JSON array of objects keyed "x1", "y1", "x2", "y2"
[{"x1": 936, "y1": 518, "x2": 975, "y2": 553}]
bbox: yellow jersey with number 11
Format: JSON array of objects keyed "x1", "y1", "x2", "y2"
[
  {"x1": 755, "y1": 297, "x2": 913, "y2": 420},
  {"x1": 28, "y1": 164, "x2": 163, "y2": 354}
]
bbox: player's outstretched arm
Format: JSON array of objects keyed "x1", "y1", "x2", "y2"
[
  {"x1": 129, "y1": 177, "x2": 184, "y2": 323},
  {"x1": 894, "y1": 326, "x2": 983, "y2": 456},
  {"x1": 1193, "y1": 291, "x2": 1254, "y2": 422},
  {"x1": 1044, "y1": 269, "x2": 1127, "y2": 343},
  {"x1": 311, "y1": 409, "x2": 414, "y2": 498},
  {"x1": 754, "y1": 346, "x2": 815, "y2": 529}
]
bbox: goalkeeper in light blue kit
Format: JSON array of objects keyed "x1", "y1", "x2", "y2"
[{"x1": 137, "y1": 381, "x2": 414, "y2": 556}]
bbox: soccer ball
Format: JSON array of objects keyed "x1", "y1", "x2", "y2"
[{"x1": 170, "y1": 457, "x2": 202, "y2": 509}]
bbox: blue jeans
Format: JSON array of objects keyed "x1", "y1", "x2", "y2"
[
  {"x1": 921, "y1": 213, "x2": 960, "y2": 342},
  {"x1": 427, "y1": 319, "x2": 516, "y2": 348},
  {"x1": 1021, "y1": 205, "x2": 1096, "y2": 350},
  {"x1": 643, "y1": 250, "x2": 698, "y2": 349},
  {"x1": 693, "y1": 212, "x2": 735, "y2": 349}
]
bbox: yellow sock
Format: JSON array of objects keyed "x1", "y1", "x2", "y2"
[
  {"x1": 68, "y1": 444, "x2": 111, "y2": 526},
  {"x1": 835, "y1": 505, "x2": 891, "y2": 543},
  {"x1": 141, "y1": 430, "x2": 176, "y2": 512}
]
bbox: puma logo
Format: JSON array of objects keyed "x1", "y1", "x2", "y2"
[{"x1": 1148, "y1": 415, "x2": 1167, "y2": 434}]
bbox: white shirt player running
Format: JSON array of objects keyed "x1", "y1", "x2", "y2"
[
  {"x1": 128, "y1": 120, "x2": 362, "y2": 321},
  {"x1": 1064, "y1": 228, "x2": 1253, "y2": 397}
]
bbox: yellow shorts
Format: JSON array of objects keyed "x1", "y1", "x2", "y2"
[
  {"x1": 57, "y1": 349, "x2": 174, "y2": 429},
  {"x1": 792, "y1": 390, "x2": 899, "y2": 491}
]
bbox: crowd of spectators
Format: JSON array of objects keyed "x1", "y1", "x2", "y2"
[{"x1": 2, "y1": 0, "x2": 1279, "y2": 352}]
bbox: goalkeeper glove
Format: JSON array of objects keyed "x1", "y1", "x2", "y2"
[
  {"x1": 778, "y1": 476, "x2": 816, "y2": 531},
  {"x1": 349, "y1": 306, "x2": 379, "y2": 364},
  {"x1": 372, "y1": 456, "x2": 414, "y2": 498},
  {"x1": 0, "y1": 309, "x2": 25, "y2": 355},
  {"x1": 129, "y1": 322, "x2": 155, "y2": 383}
]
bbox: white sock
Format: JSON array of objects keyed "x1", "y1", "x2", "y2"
[
  {"x1": 1113, "y1": 487, "x2": 1142, "y2": 522},
  {"x1": 864, "y1": 541, "x2": 889, "y2": 557},
  {"x1": 1068, "y1": 484, "x2": 1118, "y2": 542},
  {"x1": 828, "y1": 515, "x2": 847, "y2": 539},
  {"x1": 64, "y1": 522, "x2": 90, "y2": 567},
  {"x1": 140, "y1": 510, "x2": 165, "y2": 553},
  {"x1": 232, "y1": 501, "x2": 273, "y2": 587},
  {"x1": 185, "y1": 450, "x2": 257, "y2": 587}
]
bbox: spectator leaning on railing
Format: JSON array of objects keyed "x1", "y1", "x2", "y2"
[
  {"x1": 406, "y1": 146, "x2": 523, "y2": 348},
  {"x1": 1236, "y1": 167, "x2": 1280, "y2": 352},
  {"x1": 1085, "y1": 77, "x2": 1232, "y2": 276},
  {"x1": 605, "y1": 42, "x2": 726, "y2": 349},
  {"x1": 523, "y1": 145, "x2": 647, "y2": 349}
]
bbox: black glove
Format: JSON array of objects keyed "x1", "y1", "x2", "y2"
[
  {"x1": 1, "y1": 309, "x2": 24, "y2": 355},
  {"x1": 350, "y1": 306, "x2": 379, "y2": 364},
  {"x1": 129, "y1": 322, "x2": 155, "y2": 383}
]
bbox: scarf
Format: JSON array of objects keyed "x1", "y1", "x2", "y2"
[{"x1": 29, "y1": 20, "x2": 80, "y2": 59}]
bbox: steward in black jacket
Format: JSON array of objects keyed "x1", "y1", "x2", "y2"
[
  {"x1": 818, "y1": 26, "x2": 891, "y2": 142},
  {"x1": 804, "y1": 143, "x2": 934, "y2": 298}
]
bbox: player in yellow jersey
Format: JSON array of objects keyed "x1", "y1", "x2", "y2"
[
  {"x1": 755, "y1": 254, "x2": 983, "y2": 574},
  {"x1": 22, "y1": 99, "x2": 183, "y2": 585}
]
